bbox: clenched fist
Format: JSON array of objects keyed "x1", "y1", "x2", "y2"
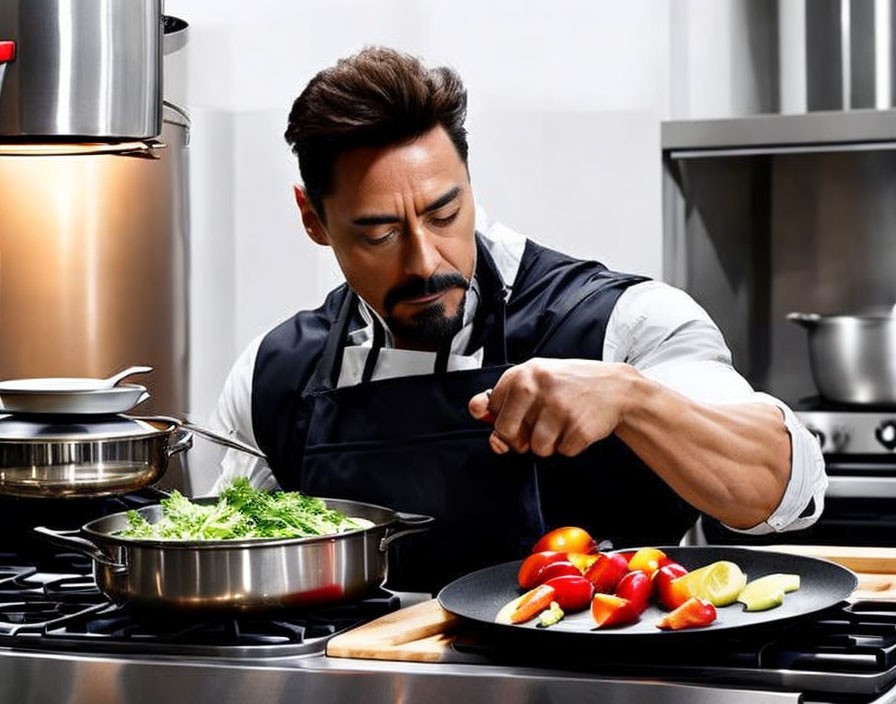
[{"x1": 468, "y1": 358, "x2": 639, "y2": 457}]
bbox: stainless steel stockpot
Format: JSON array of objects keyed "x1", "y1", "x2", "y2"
[
  {"x1": 35, "y1": 498, "x2": 434, "y2": 611},
  {"x1": 0, "y1": 417, "x2": 191, "y2": 498},
  {"x1": 789, "y1": 312, "x2": 896, "y2": 405}
]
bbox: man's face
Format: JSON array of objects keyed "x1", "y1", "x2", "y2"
[{"x1": 300, "y1": 125, "x2": 476, "y2": 351}]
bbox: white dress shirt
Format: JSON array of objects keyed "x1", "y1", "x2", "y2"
[{"x1": 207, "y1": 214, "x2": 827, "y2": 536}]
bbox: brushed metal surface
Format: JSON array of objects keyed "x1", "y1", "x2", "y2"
[
  {"x1": 791, "y1": 314, "x2": 896, "y2": 404},
  {"x1": 0, "y1": 0, "x2": 162, "y2": 139},
  {"x1": 40, "y1": 499, "x2": 432, "y2": 611},
  {"x1": 662, "y1": 109, "x2": 896, "y2": 150},
  {"x1": 663, "y1": 148, "x2": 896, "y2": 405},
  {"x1": 0, "y1": 419, "x2": 189, "y2": 498},
  {"x1": 0, "y1": 649, "x2": 805, "y2": 704},
  {"x1": 0, "y1": 106, "x2": 190, "y2": 488}
]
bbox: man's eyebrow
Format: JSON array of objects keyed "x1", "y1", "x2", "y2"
[{"x1": 351, "y1": 186, "x2": 461, "y2": 227}]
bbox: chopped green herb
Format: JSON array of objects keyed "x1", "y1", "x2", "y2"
[{"x1": 119, "y1": 478, "x2": 372, "y2": 540}]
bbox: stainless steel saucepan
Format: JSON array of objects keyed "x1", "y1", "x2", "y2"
[
  {"x1": 0, "y1": 417, "x2": 192, "y2": 498},
  {"x1": 0, "y1": 413, "x2": 267, "y2": 499},
  {"x1": 35, "y1": 499, "x2": 434, "y2": 611},
  {"x1": 788, "y1": 311, "x2": 896, "y2": 405}
]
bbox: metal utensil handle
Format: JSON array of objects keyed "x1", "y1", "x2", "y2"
[
  {"x1": 33, "y1": 526, "x2": 126, "y2": 570},
  {"x1": 167, "y1": 428, "x2": 193, "y2": 457},
  {"x1": 787, "y1": 312, "x2": 822, "y2": 327},
  {"x1": 379, "y1": 512, "x2": 435, "y2": 552},
  {"x1": 137, "y1": 415, "x2": 267, "y2": 460}
]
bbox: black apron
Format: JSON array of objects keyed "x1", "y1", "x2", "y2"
[
  {"x1": 256, "y1": 238, "x2": 700, "y2": 592},
  {"x1": 300, "y1": 246, "x2": 546, "y2": 591}
]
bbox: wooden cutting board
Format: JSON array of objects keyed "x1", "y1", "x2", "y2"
[{"x1": 326, "y1": 545, "x2": 896, "y2": 662}]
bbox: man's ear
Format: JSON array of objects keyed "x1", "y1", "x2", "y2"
[{"x1": 293, "y1": 185, "x2": 329, "y2": 246}]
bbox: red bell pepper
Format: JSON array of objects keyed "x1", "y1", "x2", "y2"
[
  {"x1": 656, "y1": 596, "x2": 717, "y2": 630},
  {"x1": 591, "y1": 593, "x2": 641, "y2": 628}
]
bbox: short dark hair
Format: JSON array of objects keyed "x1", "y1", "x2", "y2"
[{"x1": 284, "y1": 47, "x2": 469, "y2": 220}]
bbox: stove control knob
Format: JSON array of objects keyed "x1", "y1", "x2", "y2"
[
  {"x1": 875, "y1": 420, "x2": 896, "y2": 451},
  {"x1": 806, "y1": 426, "x2": 826, "y2": 451},
  {"x1": 831, "y1": 426, "x2": 850, "y2": 452}
]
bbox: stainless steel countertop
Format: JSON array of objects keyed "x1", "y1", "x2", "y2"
[{"x1": 0, "y1": 646, "x2": 804, "y2": 704}]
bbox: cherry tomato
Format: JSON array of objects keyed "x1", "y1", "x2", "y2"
[
  {"x1": 518, "y1": 551, "x2": 580, "y2": 590},
  {"x1": 542, "y1": 575, "x2": 595, "y2": 612},
  {"x1": 584, "y1": 553, "x2": 629, "y2": 594},
  {"x1": 615, "y1": 569, "x2": 651, "y2": 613},
  {"x1": 531, "y1": 527, "x2": 598, "y2": 555},
  {"x1": 627, "y1": 548, "x2": 667, "y2": 577},
  {"x1": 654, "y1": 562, "x2": 692, "y2": 610},
  {"x1": 591, "y1": 593, "x2": 641, "y2": 628},
  {"x1": 510, "y1": 584, "x2": 557, "y2": 624},
  {"x1": 656, "y1": 597, "x2": 716, "y2": 630}
]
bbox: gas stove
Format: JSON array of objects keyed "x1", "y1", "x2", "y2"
[
  {"x1": 795, "y1": 397, "x2": 896, "y2": 457},
  {"x1": 2, "y1": 493, "x2": 896, "y2": 704}
]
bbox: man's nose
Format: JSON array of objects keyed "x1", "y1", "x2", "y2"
[{"x1": 402, "y1": 222, "x2": 440, "y2": 277}]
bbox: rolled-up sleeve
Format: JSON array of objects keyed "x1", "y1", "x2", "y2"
[{"x1": 604, "y1": 281, "x2": 827, "y2": 534}]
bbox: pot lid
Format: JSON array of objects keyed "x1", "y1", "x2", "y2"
[{"x1": 0, "y1": 414, "x2": 161, "y2": 441}]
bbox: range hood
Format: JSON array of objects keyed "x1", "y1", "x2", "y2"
[
  {"x1": 663, "y1": 108, "x2": 896, "y2": 156},
  {"x1": 666, "y1": 0, "x2": 896, "y2": 157}
]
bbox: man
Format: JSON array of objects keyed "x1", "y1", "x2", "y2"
[{"x1": 211, "y1": 47, "x2": 826, "y2": 591}]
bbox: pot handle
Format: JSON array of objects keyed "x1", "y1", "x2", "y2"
[
  {"x1": 167, "y1": 428, "x2": 193, "y2": 458},
  {"x1": 32, "y1": 526, "x2": 127, "y2": 571},
  {"x1": 136, "y1": 415, "x2": 266, "y2": 461},
  {"x1": 787, "y1": 312, "x2": 822, "y2": 328},
  {"x1": 379, "y1": 512, "x2": 435, "y2": 552}
]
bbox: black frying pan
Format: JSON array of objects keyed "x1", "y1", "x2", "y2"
[{"x1": 437, "y1": 546, "x2": 857, "y2": 639}]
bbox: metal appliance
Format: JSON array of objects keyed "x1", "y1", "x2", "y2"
[
  {"x1": 0, "y1": 2, "x2": 191, "y2": 491},
  {"x1": 663, "y1": 110, "x2": 896, "y2": 545},
  {"x1": 0, "y1": 0, "x2": 163, "y2": 140}
]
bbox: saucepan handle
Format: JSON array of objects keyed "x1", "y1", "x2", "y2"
[
  {"x1": 787, "y1": 312, "x2": 822, "y2": 328},
  {"x1": 379, "y1": 512, "x2": 435, "y2": 552},
  {"x1": 32, "y1": 526, "x2": 127, "y2": 571},
  {"x1": 166, "y1": 428, "x2": 193, "y2": 458},
  {"x1": 135, "y1": 414, "x2": 266, "y2": 461}
]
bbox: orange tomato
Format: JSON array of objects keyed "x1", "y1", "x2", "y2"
[
  {"x1": 627, "y1": 548, "x2": 667, "y2": 577},
  {"x1": 531, "y1": 527, "x2": 598, "y2": 555}
]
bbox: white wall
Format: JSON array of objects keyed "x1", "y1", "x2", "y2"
[{"x1": 164, "y1": 0, "x2": 681, "y2": 421}]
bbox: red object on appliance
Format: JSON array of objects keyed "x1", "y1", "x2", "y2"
[{"x1": 0, "y1": 42, "x2": 16, "y2": 63}]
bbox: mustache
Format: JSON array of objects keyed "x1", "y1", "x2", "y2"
[{"x1": 383, "y1": 274, "x2": 470, "y2": 314}]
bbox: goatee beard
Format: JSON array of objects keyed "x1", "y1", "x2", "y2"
[{"x1": 386, "y1": 296, "x2": 466, "y2": 349}]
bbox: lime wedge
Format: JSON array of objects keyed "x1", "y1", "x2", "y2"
[
  {"x1": 737, "y1": 573, "x2": 800, "y2": 612},
  {"x1": 700, "y1": 561, "x2": 748, "y2": 606},
  {"x1": 679, "y1": 560, "x2": 747, "y2": 606}
]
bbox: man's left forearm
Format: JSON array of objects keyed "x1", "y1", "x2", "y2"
[{"x1": 614, "y1": 370, "x2": 792, "y2": 529}]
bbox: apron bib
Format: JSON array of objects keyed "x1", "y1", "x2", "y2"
[{"x1": 300, "y1": 248, "x2": 545, "y2": 592}]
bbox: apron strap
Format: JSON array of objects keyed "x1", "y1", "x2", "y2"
[
  {"x1": 531, "y1": 273, "x2": 645, "y2": 356},
  {"x1": 361, "y1": 316, "x2": 386, "y2": 384},
  {"x1": 309, "y1": 288, "x2": 357, "y2": 393}
]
